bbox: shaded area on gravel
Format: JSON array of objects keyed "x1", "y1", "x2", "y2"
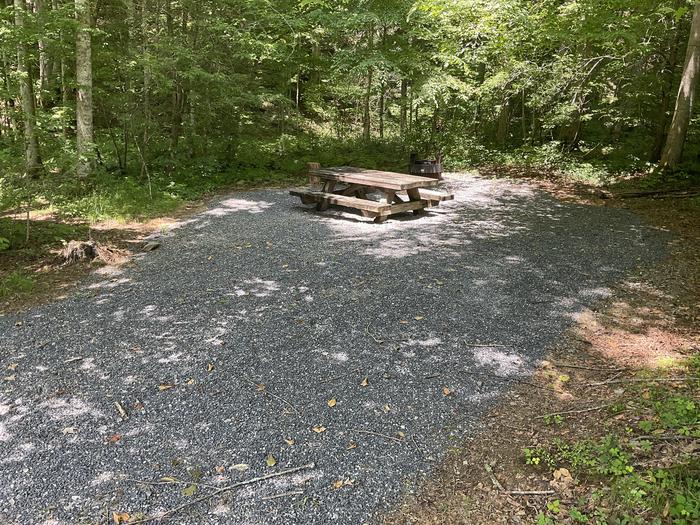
[{"x1": 0, "y1": 175, "x2": 668, "y2": 524}]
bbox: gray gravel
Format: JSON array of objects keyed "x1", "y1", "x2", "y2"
[{"x1": 0, "y1": 174, "x2": 668, "y2": 524}]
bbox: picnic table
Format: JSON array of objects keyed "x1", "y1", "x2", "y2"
[{"x1": 290, "y1": 166, "x2": 454, "y2": 223}]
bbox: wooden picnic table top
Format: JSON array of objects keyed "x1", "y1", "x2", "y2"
[{"x1": 309, "y1": 166, "x2": 441, "y2": 191}]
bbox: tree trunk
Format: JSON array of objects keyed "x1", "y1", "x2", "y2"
[
  {"x1": 378, "y1": 82, "x2": 385, "y2": 139},
  {"x1": 650, "y1": 3, "x2": 684, "y2": 162},
  {"x1": 75, "y1": 0, "x2": 93, "y2": 178},
  {"x1": 35, "y1": 0, "x2": 49, "y2": 106},
  {"x1": 362, "y1": 23, "x2": 374, "y2": 141},
  {"x1": 496, "y1": 97, "x2": 511, "y2": 146},
  {"x1": 661, "y1": 1, "x2": 700, "y2": 171},
  {"x1": 141, "y1": 0, "x2": 150, "y2": 177},
  {"x1": 14, "y1": 0, "x2": 43, "y2": 176},
  {"x1": 399, "y1": 79, "x2": 407, "y2": 135}
]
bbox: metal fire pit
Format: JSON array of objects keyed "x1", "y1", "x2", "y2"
[{"x1": 409, "y1": 153, "x2": 443, "y2": 180}]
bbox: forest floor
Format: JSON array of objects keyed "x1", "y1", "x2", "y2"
[{"x1": 383, "y1": 171, "x2": 700, "y2": 524}]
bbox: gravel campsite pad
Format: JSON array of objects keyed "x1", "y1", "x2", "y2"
[{"x1": 0, "y1": 175, "x2": 668, "y2": 524}]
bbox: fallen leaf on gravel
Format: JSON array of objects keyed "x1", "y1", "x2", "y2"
[
  {"x1": 396, "y1": 431, "x2": 406, "y2": 439},
  {"x1": 181, "y1": 484, "x2": 197, "y2": 497},
  {"x1": 360, "y1": 378, "x2": 369, "y2": 387},
  {"x1": 231, "y1": 463, "x2": 249, "y2": 472},
  {"x1": 332, "y1": 478, "x2": 354, "y2": 489},
  {"x1": 112, "y1": 511, "x2": 130, "y2": 524},
  {"x1": 6, "y1": 363, "x2": 18, "y2": 371},
  {"x1": 62, "y1": 427, "x2": 77, "y2": 435},
  {"x1": 284, "y1": 438, "x2": 295, "y2": 446},
  {"x1": 207, "y1": 363, "x2": 215, "y2": 372},
  {"x1": 347, "y1": 442, "x2": 357, "y2": 450},
  {"x1": 383, "y1": 404, "x2": 391, "y2": 413},
  {"x1": 107, "y1": 434, "x2": 122, "y2": 443},
  {"x1": 312, "y1": 426, "x2": 327, "y2": 433},
  {"x1": 186, "y1": 378, "x2": 195, "y2": 385},
  {"x1": 158, "y1": 384, "x2": 175, "y2": 391},
  {"x1": 399, "y1": 320, "x2": 409, "y2": 324},
  {"x1": 327, "y1": 398, "x2": 337, "y2": 408},
  {"x1": 442, "y1": 387, "x2": 452, "y2": 396},
  {"x1": 414, "y1": 316, "x2": 424, "y2": 321},
  {"x1": 266, "y1": 454, "x2": 277, "y2": 467},
  {"x1": 14, "y1": 321, "x2": 22, "y2": 327},
  {"x1": 215, "y1": 466, "x2": 225, "y2": 474},
  {"x1": 160, "y1": 476, "x2": 178, "y2": 483},
  {"x1": 3, "y1": 375, "x2": 15, "y2": 382},
  {"x1": 256, "y1": 383, "x2": 266, "y2": 392}
]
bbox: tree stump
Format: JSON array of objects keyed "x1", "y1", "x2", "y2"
[{"x1": 60, "y1": 240, "x2": 98, "y2": 264}]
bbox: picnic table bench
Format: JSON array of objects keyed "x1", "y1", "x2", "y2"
[{"x1": 290, "y1": 166, "x2": 454, "y2": 223}]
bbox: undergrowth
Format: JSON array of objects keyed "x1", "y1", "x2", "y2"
[{"x1": 526, "y1": 358, "x2": 700, "y2": 524}]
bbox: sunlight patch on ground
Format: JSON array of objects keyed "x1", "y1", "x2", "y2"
[
  {"x1": 472, "y1": 347, "x2": 526, "y2": 377},
  {"x1": 39, "y1": 397, "x2": 105, "y2": 421},
  {"x1": 574, "y1": 308, "x2": 694, "y2": 369},
  {"x1": 206, "y1": 198, "x2": 275, "y2": 216}
]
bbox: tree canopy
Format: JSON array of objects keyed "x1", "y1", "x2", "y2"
[{"x1": 1, "y1": 0, "x2": 698, "y2": 217}]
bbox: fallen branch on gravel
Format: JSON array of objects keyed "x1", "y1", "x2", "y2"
[
  {"x1": 350, "y1": 428, "x2": 404, "y2": 443},
  {"x1": 365, "y1": 325, "x2": 384, "y2": 344},
  {"x1": 127, "y1": 463, "x2": 315, "y2": 524},
  {"x1": 536, "y1": 404, "x2": 614, "y2": 420}
]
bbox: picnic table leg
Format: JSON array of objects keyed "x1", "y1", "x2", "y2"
[
  {"x1": 317, "y1": 181, "x2": 336, "y2": 211},
  {"x1": 407, "y1": 188, "x2": 426, "y2": 215}
]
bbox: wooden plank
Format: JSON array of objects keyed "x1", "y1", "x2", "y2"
[
  {"x1": 289, "y1": 189, "x2": 391, "y2": 213},
  {"x1": 310, "y1": 167, "x2": 439, "y2": 191},
  {"x1": 383, "y1": 200, "x2": 429, "y2": 215},
  {"x1": 419, "y1": 189, "x2": 454, "y2": 202}
]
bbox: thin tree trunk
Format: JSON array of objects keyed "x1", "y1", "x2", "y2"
[
  {"x1": 141, "y1": 0, "x2": 150, "y2": 177},
  {"x1": 496, "y1": 97, "x2": 511, "y2": 146},
  {"x1": 35, "y1": 0, "x2": 49, "y2": 106},
  {"x1": 362, "y1": 23, "x2": 374, "y2": 141},
  {"x1": 378, "y1": 82, "x2": 385, "y2": 139},
  {"x1": 14, "y1": 0, "x2": 43, "y2": 176},
  {"x1": 399, "y1": 79, "x2": 407, "y2": 135},
  {"x1": 661, "y1": 1, "x2": 700, "y2": 171},
  {"x1": 75, "y1": 0, "x2": 93, "y2": 178}
]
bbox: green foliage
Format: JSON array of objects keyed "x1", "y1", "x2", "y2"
[
  {"x1": 0, "y1": 237, "x2": 9, "y2": 252},
  {"x1": 528, "y1": 377, "x2": 700, "y2": 524},
  {"x1": 0, "y1": 270, "x2": 35, "y2": 298}
]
